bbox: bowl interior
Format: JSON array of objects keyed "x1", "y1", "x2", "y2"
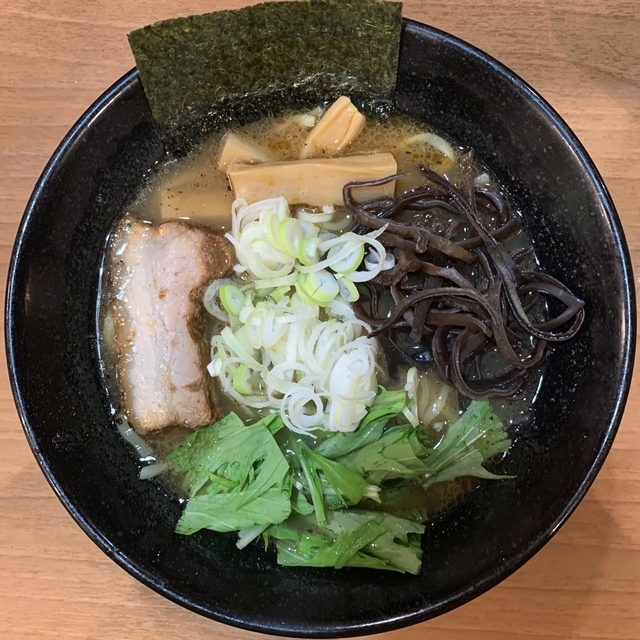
[{"x1": 6, "y1": 19, "x2": 635, "y2": 638}]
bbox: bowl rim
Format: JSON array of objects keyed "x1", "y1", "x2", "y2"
[{"x1": 5, "y1": 17, "x2": 637, "y2": 637}]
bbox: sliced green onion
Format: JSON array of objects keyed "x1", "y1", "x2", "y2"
[
  {"x1": 260, "y1": 208, "x2": 285, "y2": 250},
  {"x1": 296, "y1": 270, "x2": 339, "y2": 307},
  {"x1": 297, "y1": 236, "x2": 321, "y2": 266},
  {"x1": 213, "y1": 196, "x2": 382, "y2": 433},
  {"x1": 202, "y1": 278, "x2": 234, "y2": 322},
  {"x1": 327, "y1": 242, "x2": 365, "y2": 275},
  {"x1": 364, "y1": 249, "x2": 395, "y2": 272},
  {"x1": 337, "y1": 276, "x2": 359, "y2": 302},
  {"x1": 220, "y1": 326, "x2": 263, "y2": 370},
  {"x1": 297, "y1": 208, "x2": 334, "y2": 224},
  {"x1": 254, "y1": 272, "x2": 298, "y2": 290},
  {"x1": 296, "y1": 237, "x2": 362, "y2": 274},
  {"x1": 405, "y1": 131, "x2": 455, "y2": 162},
  {"x1": 232, "y1": 363, "x2": 254, "y2": 394},
  {"x1": 219, "y1": 284, "x2": 245, "y2": 317},
  {"x1": 271, "y1": 285, "x2": 291, "y2": 303},
  {"x1": 276, "y1": 217, "x2": 304, "y2": 257}
]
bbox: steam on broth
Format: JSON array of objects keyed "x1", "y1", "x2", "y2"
[{"x1": 101, "y1": 97, "x2": 583, "y2": 573}]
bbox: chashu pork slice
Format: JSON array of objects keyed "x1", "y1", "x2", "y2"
[{"x1": 108, "y1": 216, "x2": 235, "y2": 434}]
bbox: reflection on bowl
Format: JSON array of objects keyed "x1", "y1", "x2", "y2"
[{"x1": 5, "y1": 18, "x2": 635, "y2": 638}]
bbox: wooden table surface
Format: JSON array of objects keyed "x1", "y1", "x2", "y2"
[{"x1": 1, "y1": 1, "x2": 639, "y2": 638}]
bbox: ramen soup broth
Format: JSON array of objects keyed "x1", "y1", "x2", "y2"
[
  {"x1": 127, "y1": 113, "x2": 462, "y2": 229},
  {"x1": 100, "y1": 107, "x2": 541, "y2": 525}
]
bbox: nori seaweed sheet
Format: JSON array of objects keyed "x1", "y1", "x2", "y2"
[{"x1": 128, "y1": 0, "x2": 402, "y2": 147}]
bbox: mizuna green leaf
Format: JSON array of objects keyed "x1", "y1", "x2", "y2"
[{"x1": 169, "y1": 412, "x2": 291, "y2": 534}]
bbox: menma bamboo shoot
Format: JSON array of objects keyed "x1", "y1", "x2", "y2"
[{"x1": 227, "y1": 153, "x2": 397, "y2": 206}]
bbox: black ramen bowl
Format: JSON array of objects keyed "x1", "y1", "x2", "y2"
[{"x1": 6, "y1": 19, "x2": 636, "y2": 638}]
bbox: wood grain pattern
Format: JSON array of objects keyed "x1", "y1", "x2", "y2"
[{"x1": 1, "y1": 1, "x2": 638, "y2": 638}]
